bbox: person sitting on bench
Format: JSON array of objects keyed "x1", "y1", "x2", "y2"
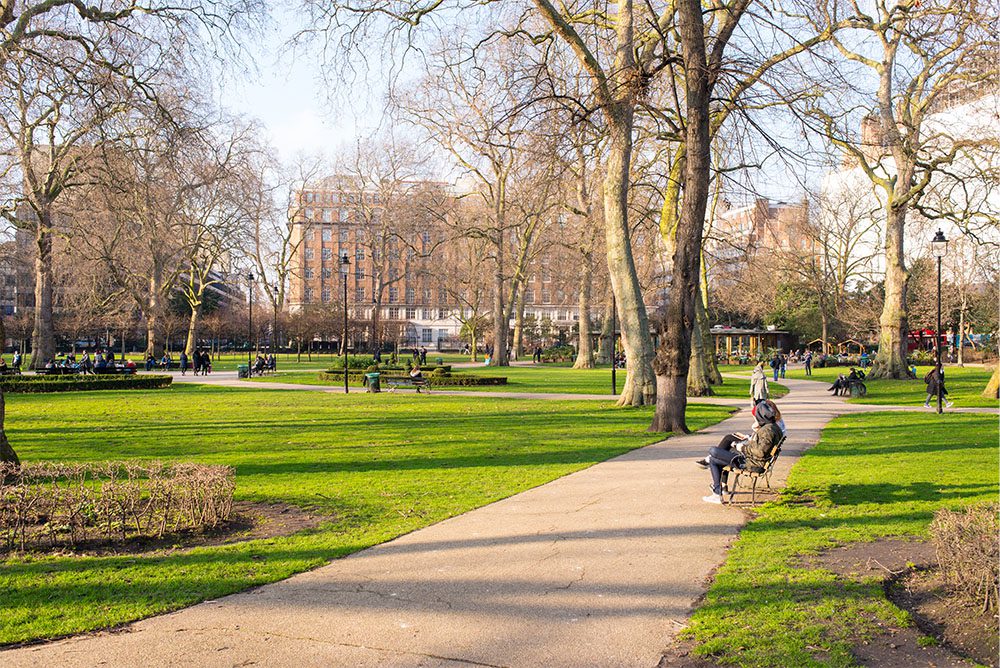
[
  {"x1": 409, "y1": 364, "x2": 426, "y2": 392},
  {"x1": 696, "y1": 401, "x2": 784, "y2": 505}
]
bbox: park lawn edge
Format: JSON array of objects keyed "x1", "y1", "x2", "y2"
[{"x1": 677, "y1": 410, "x2": 998, "y2": 668}]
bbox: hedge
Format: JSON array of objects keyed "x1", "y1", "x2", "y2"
[
  {"x1": 0, "y1": 374, "x2": 173, "y2": 393},
  {"x1": 318, "y1": 371, "x2": 507, "y2": 386},
  {"x1": 325, "y1": 364, "x2": 453, "y2": 374}
]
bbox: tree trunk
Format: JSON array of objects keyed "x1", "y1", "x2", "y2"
[
  {"x1": 491, "y1": 222, "x2": 509, "y2": 366},
  {"x1": 470, "y1": 329, "x2": 478, "y2": 362},
  {"x1": 984, "y1": 362, "x2": 999, "y2": 399},
  {"x1": 701, "y1": 259, "x2": 723, "y2": 385},
  {"x1": 687, "y1": 278, "x2": 713, "y2": 396},
  {"x1": 870, "y1": 205, "x2": 909, "y2": 379},
  {"x1": 604, "y1": 110, "x2": 656, "y2": 406},
  {"x1": 0, "y1": 315, "x2": 18, "y2": 469},
  {"x1": 371, "y1": 284, "x2": 383, "y2": 353},
  {"x1": 184, "y1": 302, "x2": 202, "y2": 356},
  {"x1": 596, "y1": 292, "x2": 614, "y2": 365},
  {"x1": 145, "y1": 267, "x2": 164, "y2": 358},
  {"x1": 511, "y1": 283, "x2": 526, "y2": 360},
  {"x1": 650, "y1": 0, "x2": 711, "y2": 433},
  {"x1": 957, "y1": 294, "x2": 966, "y2": 366},
  {"x1": 573, "y1": 254, "x2": 594, "y2": 369},
  {"x1": 29, "y1": 217, "x2": 55, "y2": 370}
]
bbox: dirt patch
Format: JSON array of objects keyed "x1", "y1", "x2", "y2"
[
  {"x1": 3, "y1": 501, "x2": 326, "y2": 558},
  {"x1": 656, "y1": 639, "x2": 722, "y2": 668},
  {"x1": 889, "y1": 568, "x2": 999, "y2": 668},
  {"x1": 811, "y1": 537, "x2": 994, "y2": 668}
]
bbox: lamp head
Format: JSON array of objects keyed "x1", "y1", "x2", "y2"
[{"x1": 931, "y1": 229, "x2": 948, "y2": 258}]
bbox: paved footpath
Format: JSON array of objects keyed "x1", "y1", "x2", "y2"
[{"x1": 3, "y1": 379, "x2": 995, "y2": 667}]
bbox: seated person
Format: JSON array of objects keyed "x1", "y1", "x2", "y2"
[
  {"x1": 409, "y1": 364, "x2": 423, "y2": 379},
  {"x1": 124, "y1": 359, "x2": 136, "y2": 370},
  {"x1": 828, "y1": 374, "x2": 848, "y2": 396},
  {"x1": 0, "y1": 357, "x2": 7, "y2": 371},
  {"x1": 696, "y1": 401, "x2": 784, "y2": 504},
  {"x1": 94, "y1": 355, "x2": 108, "y2": 370}
]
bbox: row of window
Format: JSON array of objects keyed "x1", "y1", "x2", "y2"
[{"x1": 302, "y1": 191, "x2": 382, "y2": 205}]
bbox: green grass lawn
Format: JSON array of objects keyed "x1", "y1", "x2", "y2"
[
  {"x1": 0, "y1": 385, "x2": 732, "y2": 645},
  {"x1": 683, "y1": 411, "x2": 999, "y2": 667},
  {"x1": 783, "y1": 365, "x2": 997, "y2": 408},
  {"x1": 249, "y1": 364, "x2": 788, "y2": 399}
]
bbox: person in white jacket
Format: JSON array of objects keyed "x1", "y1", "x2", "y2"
[{"x1": 750, "y1": 361, "x2": 769, "y2": 405}]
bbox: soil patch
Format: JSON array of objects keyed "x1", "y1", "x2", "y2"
[
  {"x1": 811, "y1": 537, "x2": 994, "y2": 668},
  {"x1": 2, "y1": 501, "x2": 326, "y2": 558}
]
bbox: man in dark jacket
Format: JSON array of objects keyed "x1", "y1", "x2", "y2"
[{"x1": 698, "y1": 402, "x2": 784, "y2": 504}]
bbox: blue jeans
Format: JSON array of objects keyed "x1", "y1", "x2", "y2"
[
  {"x1": 708, "y1": 446, "x2": 740, "y2": 495},
  {"x1": 772, "y1": 368, "x2": 778, "y2": 381}
]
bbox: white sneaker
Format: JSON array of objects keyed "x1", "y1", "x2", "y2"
[
  {"x1": 702, "y1": 494, "x2": 723, "y2": 504},
  {"x1": 946, "y1": 401, "x2": 954, "y2": 408}
]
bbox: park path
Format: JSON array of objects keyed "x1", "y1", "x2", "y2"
[{"x1": 3, "y1": 377, "x2": 948, "y2": 668}]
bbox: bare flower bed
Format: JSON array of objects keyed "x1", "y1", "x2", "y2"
[{"x1": 0, "y1": 462, "x2": 235, "y2": 552}]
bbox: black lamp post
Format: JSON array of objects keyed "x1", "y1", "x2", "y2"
[
  {"x1": 931, "y1": 229, "x2": 948, "y2": 414},
  {"x1": 610, "y1": 292, "x2": 617, "y2": 395},
  {"x1": 340, "y1": 251, "x2": 351, "y2": 394},
  {"x1": 270, "y1": 283, "x2": 279, "y2": 356},
  {"x1": 247, "y1": 271, "x2": 254, "y2": 371}
]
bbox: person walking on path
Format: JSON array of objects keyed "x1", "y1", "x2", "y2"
[
  {"x1": 192, "y1": 349, "x2": 202, "y2": 375},
  {"x1": 779, "y1": 354, "x2": 787, "y2": 379},
  {"x1": 803, "y1": 351, "x2": 812, "y2": 376},
  {"x1": 924, "y1": 364, "x2": 953, "y2": 408},
  {"x1": 770, "y1": 354, "x2": 780, "y2": 381},
  {"x1": 750, "y1": 361, "x2": 769, "y2": 405},
  {"x1": 533, "y1": 346, "x2": 542, "y2": 363},
  {"x1": 179, "y1": 351, "x2": 189, "y2": 376}
]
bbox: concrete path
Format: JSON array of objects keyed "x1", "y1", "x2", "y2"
[{"x1": 5, "y1": 377, "x2": 938, "y2": 667}]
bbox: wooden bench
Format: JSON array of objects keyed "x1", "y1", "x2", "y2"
[
  {"x1": 0, "y1": 368, "x2": 21, "y2": 376},
  {"x1": 384, "y1": 377, "x2": 430, "y2": 393},
  {"x1": 724, "y1": 434, "x2": 786, "y2": 505}
]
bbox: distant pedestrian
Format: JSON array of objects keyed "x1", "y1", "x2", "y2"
[
  {"x1": 179, "y1": 351, "x2": 189, "y2": 375},
  {"x1": 770, "y1": 354, "x2": 780, "y2": 381},
  {"x1": 750, "y1": 361, "x2": 769, "y2": 405},
  {"x1": 373, "y1": 348, "x2": 382, "y2": 364},
  {"x1": 923, "y1": 365, "x2": 953, "y2": 409},
  {"x1": 804, "y1": 351, "x2": 813, "y2": 376},
  {"x1": 192, "y1": 349, "x2": 202, "y2": 375},
  {"x1": 779, "y1": 354, "x2": 787, "y2": 379},
  {"x1": 533, "y1": 346, "x2": 542, "y2": 363},
  {"x1": 419, "y1": 346, "x2": 427, "y2": 365}
]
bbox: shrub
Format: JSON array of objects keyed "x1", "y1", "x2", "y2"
[
  {"x1": 0, "y1": 461, "x2": 235, "y2": 552},
  {"x1": 929, "y1": 503, "x2": 999, "y2": 612},
  {"x1": 0, "y1": 375, "x2": 172, "y2": 393},
  {"x1": 541, "y1": 344, "x2": 575, "y2": 362},
  {"x1": 326, "y1": 355, "x2": 375, "y2": 370},
  {"x1": 318, "y1": 372, "x2": 506, "y2": 386},
  {"x1": 431, "y1": 367, "x2": 448, "y2": 377}
]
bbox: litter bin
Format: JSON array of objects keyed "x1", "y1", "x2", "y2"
[
  {"x1": 435, "y1": 357, "x2": 444, "y2": 366},
  {"x1": 365, "y1": 372, "x2": 381, "y2": 393},
  {"x1": 237, "y1": 364, "x2": 249, "y2": 379}
]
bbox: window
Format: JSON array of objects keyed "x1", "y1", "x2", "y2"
[
  {"x1": 355, "y1": 286, "x2": 365, "y2": 301},
  {"x1": 339, "y1": 208, "x2": 349, "y2": 222},
  {"x1": 304, "y1": 248, "x2": 314, "y2": 260},
  {"x1": 304, "y1": 228, "x2": 315, "y2": 241},
  {"x1": 524, "y1": 288, "x2": 534, "y2": 302},
  {"x1": 304, "y1": 267, "x2": 314, "y2": 279},
  {"x1": 421, "y1": 231, "x2": 431, "y2": 246},
  {"x1": 354, "y1": 267, "x2": 364, "y2": 280},
  {"x1": 421, "y1": 328, "x2": 433, "y2": 343},
  {"x1": 406, "y1": 307, "x2": 417, "y2": 319},
  {"x1": 324, "y1": 208, "x2": 333, "y2": 222},
  {"x1": 407, "y1": 248, "x2": 416, "y2": 260},
  {"x1": 438, "y1": 308, "x2": 448, "y2": 319},
  {"x1": 542, "y1": 290, "x2": 551, "y2": 303},
  {"x1": 438, "y1": 288, "x2": 447, "y2": 304},
  {"x1": 322, "y1": 227, "x2": 332, "y2": 242},
  {"x1": 321, "y1": 288, "x2": 331, "y2": 303},
  {"x1": 304, "y1": 208, "x2": 313, "y2": 220},
  {"x1": 355, "y1": 247, "x2": 365, "y2": 261},
  {"x1": 319, "y1": 267, "x2": 330, "y2": 279},
  {"x1": 422, "y1": 308, "x2": 432, "y2": 319},
  {"x1": 321, "y1": 248, "x2": 333, "y2": 260},
  {"x1": 304, "y1": 288, "x2": 314, "y2": 302},
  {"x1": 388, "y1": 306, "x2": 400, "y2": 319},
  {"x1": 339, "y1": 229, "x2": 349, "y2": 243},
  {"x1": 388, "y1": 287, "x2": 399, "y2": 303},
  {"x1": 388, "y1": 268, "x2": 399, "y2": 280},
  {"x1": 405, "y1": 287, "x2": 415, "y2": 304},
  {"x1": 304, "y1": 192, "x2": 313, "y2": 203},
  {"x1": 422, "y1": 288, "x2": 431, "y2": 302}
]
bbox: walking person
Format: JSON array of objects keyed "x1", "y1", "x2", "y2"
[
  {"x1": 750, "y1": 361, "x2": 769, "y2": 405},
  {"x1": 192, "y1": 349, "x2": 202, "y2": 375},
  {"x1": 769, "y1": 353, "x2": 780, "y2": 381},
  {"x1": 923, "y1": 364, "x2": 953, "y2": 408},
  {"x1": 419, "y1": 346, "x2": 427, "y2": 365},
  {"x1": 779, "y1": 354, "x2": 787, "y2": 379},
  {"x1": 179, "y1": 350, "x2": 189, "y2": 376},
  {"x1": 803, "y1": 351, "x2": 813, "y2": 376}
]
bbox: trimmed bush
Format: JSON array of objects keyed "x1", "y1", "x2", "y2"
[
  {"x1": 318, "y1": 371, "x2": 507, "y2": 386},
  {"x1": 0, "y1": 461, "x2": 235, "y2": 552},
  {"x1": 930, "y1": 503, "x2": 999, "y2": 612},
  {"x1": 325, "y1": 355, "x2": 376, "y2": 370},
  {"x1": 0, "y1": 374, "x2": 172, "y2": 393},
  {"x1": 541, "y1": 344, "x2": 575, "y2": 362}
]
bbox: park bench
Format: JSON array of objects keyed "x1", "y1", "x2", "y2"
[
  {"x1": 37, "y1": 366, "x2": 80, "y2": 376},
  {"x1": 384, "y1": 376, "x2": 431, "y2": 393},
  {"x1": 94, "y1": 365, "x2": 136, "y2": 375},
  {"x1": 724, "y1": 434, "x2": 786, "y2": 505},
  {"x1": 0, "y1": 367, "x2": 21, "y2": 376}
]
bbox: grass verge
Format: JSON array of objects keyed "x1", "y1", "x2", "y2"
[
  {"x1": 0, "y1": 384, "x2": 731, "y2": 645},
  {"x1": 682, "y1": 411, "x2": 998, "y2": 667}
]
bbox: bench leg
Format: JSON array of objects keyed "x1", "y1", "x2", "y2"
[
  {"x1": 751, "y1": 477, "x2": 759, "y2": 505},
  {"x1": 726, "y1": 472, "x2": 739, "y2": 504}
]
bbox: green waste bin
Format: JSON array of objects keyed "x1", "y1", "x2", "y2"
[
  {"x1": 365, "y1": 372, "x2": 381, "y2": 393},
  {"x1": 237, "y1": 364, "x2": 249, "y2": 379},
  {"x1": 435, "y1": 357, "x2": 444, "y2": 365}
]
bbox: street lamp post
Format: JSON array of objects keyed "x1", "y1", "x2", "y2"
[
  {"x1": 610, "y1": 293, "x2": 616, "y2": 395},
  {"x1": 247, "y1": 272, "x2": 254, "y2": 372},
  {"x1": 271, "y1": 283, "x2": 279, "y2": 358},
  {"x1": 931, "y1": 229, "x2": 948, "y2": 414},
  {"x1": 340, "y1": 251, "x2": 351, "y2": 394}
]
